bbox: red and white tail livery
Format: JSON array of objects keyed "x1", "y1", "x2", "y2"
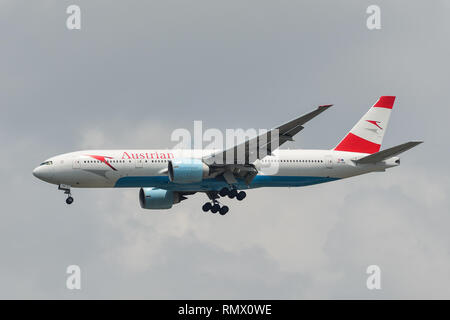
[{"x1": 334, "y1": 96, "x2": 395, "y2": 154}]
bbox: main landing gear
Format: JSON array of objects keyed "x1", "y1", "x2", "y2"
[
  {"x1": 202, "y1": 188, "x2": 247, "y2": 215},
  {"x1": 218, "y1": 187, "x2": 246, "y2": 201},
  {"x1": 202, "y1": 202, "x2": 229, "y2": 215},
  {"x1": 58, "y1": 184, "x2": 74, "y2": 205}
]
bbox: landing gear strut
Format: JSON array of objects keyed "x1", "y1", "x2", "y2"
[{"x1": 59, "y1": 184, "x2": 74, "y2": 205}]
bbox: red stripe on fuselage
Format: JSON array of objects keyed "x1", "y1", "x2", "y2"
[
  {"x1": 88, "y1": 155, "x2": 117, "y2": 171},
  {"x1": 334, "y1": 133, "x2": 381, "y2": 154}
]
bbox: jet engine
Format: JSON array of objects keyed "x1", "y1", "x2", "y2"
[
  {"x1": 168, "y1": 158, "x2": 209, "y2": 183},
  {"x1": 139, "y1": 188, "x2": 183, "y2": 209}
]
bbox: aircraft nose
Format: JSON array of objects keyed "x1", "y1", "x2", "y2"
[
  {"x1": 33, "y1": 166, "x2": 43, "y2": 179},
  {"x1": 32, "y1": 165, "x2": 54, "y2": 182}
]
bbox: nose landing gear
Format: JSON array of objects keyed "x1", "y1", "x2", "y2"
[{"x1": 58, "y1": 184, "x2": 74, "y2": 205}]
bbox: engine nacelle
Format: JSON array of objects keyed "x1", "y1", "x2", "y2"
[
  {"x1": 139, "y1": 188, "x2": 182, "y2": 209},
  {"x1": 168, "y1": 158, "x2": 209, "y2": 184}
]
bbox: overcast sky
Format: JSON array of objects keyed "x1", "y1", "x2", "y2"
[{"x1": 1, "y1": 0, "x2": 449, "y2": 299}]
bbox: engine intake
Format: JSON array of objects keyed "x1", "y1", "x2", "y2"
[
  {"x1": 139, "y1": 188, "x2": 182, "y2": 209},
  {"x1": 168, "y1": 158, "x2": 209, "y2": 184}
]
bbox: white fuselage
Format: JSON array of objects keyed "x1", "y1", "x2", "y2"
[{"x1": 32, "y1": 149, "x2": 398, "y2": 191}]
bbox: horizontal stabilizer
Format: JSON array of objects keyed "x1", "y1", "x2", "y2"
[{"x1": 354, "y1": 141, "x2": 423, "y2": 164}]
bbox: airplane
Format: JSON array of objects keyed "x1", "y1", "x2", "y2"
[{"x1": 33, "y1": 96, "x2": 422, "y2": 215}]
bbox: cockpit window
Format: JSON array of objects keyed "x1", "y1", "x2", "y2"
[{"x1": 40, "y1": 161, "x2": 53, "y2": 166}]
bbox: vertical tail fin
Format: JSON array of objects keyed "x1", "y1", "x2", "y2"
[{"x1": 334, "y1": 96, "x2": 395, "y2": 154}]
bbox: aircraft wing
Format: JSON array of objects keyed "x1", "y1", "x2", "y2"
[
  {"x1": 203, "y1": 104, "x2": 332, "y2": 184},
  {"x1": 203, "y1": 104, "x2": 332, "y2": 166}
]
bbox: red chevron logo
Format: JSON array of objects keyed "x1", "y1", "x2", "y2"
[
  {"x1": 87, "y1": 155, "x2": 117, "y2": 171},
  {"x1": 366, "y1": 120, "x2": 382, "y2": 130}
]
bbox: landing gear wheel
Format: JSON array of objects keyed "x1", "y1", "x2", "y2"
[
  {"x1": 59, "y1": 185, "x2": 73, "y2": 205},
  {"x1": 219, "y1": 205, "x2": 229, "y2": 215},
  {"x1": 236, "y1": 191, "x2": 246, "y2": 201},
  {"x1": 66, "y1": 196, "x2": 74, "y2": 205},
  {"x1": 211, "y1": 204, "x2": 220, "y2": 213},
  {"x1": 228, "y1": 189, "x2": 238, "y2": 199},
  {"x1": 202, "y1": 202, "x2": 212, "y2": 212},
  {"x1": 219, "y1": 188, "x2": 229, "y2": 197}
]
